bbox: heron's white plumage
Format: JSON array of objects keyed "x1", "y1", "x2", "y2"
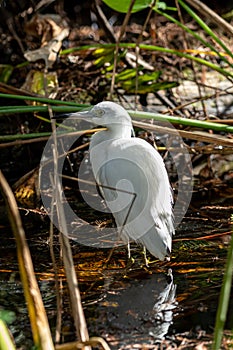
[{"x1": 74, "y1": 101, "x2": 174, "y2": 260}]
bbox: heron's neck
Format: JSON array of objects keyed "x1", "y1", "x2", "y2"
[
  {"x1": 93, "y1": 123, "x2": 132, "y2": 143},
  {"x1": 109, "y1": 123, "x2": 132, "y2": 138}
]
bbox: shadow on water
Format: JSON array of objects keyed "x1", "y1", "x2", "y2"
[{"x1": 0, "y1": 200, "x2": 232, "y2": 349}]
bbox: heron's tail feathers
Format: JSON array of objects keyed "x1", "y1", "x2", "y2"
[{"x1": 138, "y1": 217, "x2": 174, "y2": 261}]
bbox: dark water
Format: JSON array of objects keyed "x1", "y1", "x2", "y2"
[{"x1": 0, "y1": 203, "x2": 232, "y2": 349}]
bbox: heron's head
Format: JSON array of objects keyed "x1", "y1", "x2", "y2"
[{"x1": 70, "y1": 101, "x2": 132, "y2": 128}]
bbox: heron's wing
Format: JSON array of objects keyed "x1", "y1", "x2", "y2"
[{"x1": 90, "y1": 137, "x2": 174, "y2": 259}]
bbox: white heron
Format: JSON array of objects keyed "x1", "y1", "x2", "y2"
[{"x1": 69, "y1": 101, "x2": 174, "y2": 260}]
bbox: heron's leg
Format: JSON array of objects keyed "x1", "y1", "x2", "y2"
[
  {"x1": 97, "y1": 182, "x2": 137, "y2": 267},
  {"x1": 126, "y1": 241, "x2": 135, "y2": 267},
  {"x1": 127, "y1": 241, "x2": 131, "y2": 259},
  {"x1": 103, "y1": 247, "x2": 115, "y2": 268},
  {"x1": 142, "y1": 246, "x2": 149, "y2": 267}
]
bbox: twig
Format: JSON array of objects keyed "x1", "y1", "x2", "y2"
[
  {"x1": 0, "y1": 130, "x2": 100, "y2": 146},
  {"x1": 132, "y1": 120, "x2": 233, "y2": 147},
  {"x1": 7, "y1": 18, "x2": 25, "y2": 54},
  {"x1": 93, "y1": 0, "x2": 116, "y2": 43},
  {"x1": 49, "y1": 106, "x2": 90, "y2": 347},
  {"x1": 48, "y1": 189, "x2": 63, "y2": 344}
]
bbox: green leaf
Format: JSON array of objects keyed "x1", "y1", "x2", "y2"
[
  {"x1": 93, "y1": 47, "x2": 122, "y2": 68},
  {"x1": 138, "y1": 71, "x2": 161, "y2": 82},
  {"x1": 113, "y1": 69, "x2": 171, "y2": 93},
  {"x1": 94, "y1": 53, "x2": 114, "y2": 67},
  {"x1": 102, "y1": 0, "x2": 152, "y2": 13},
  {"x1": 0, "y1": 310, "x2": 15, "y2": 324},
  {"x1": 115, "y1": 69, "x2": 138, "y2": 82},
  {"x1": 115, "y1": 69, "x2": 161, "y2": 83},
  {"x1": 0, "y1": 64, "x2": 14, "y2": 83},
  {"x1": 121, "y1": 80, "x2": 178, "y2": 93}
]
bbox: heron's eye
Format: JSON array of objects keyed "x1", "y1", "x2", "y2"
[{"x1": 94, "y1": 108, "x2": 105, "y2": 117}]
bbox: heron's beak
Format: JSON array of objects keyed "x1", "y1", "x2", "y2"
[
  {"x1": 70, "y1": 110, "x2": 94, "y2": 120},
  {"x1": 53, "y1": 109, "x2": 94, "y2": 120}
]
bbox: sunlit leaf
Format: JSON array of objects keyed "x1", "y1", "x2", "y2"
[
  {"x1": 115, "y1": 69, "x2": 137, "y2": 82},
  {"x1": 93, "y1": 47, "x2": 120, "y2": 68},
  {"x1": 22, "y1": 71, "x2": 59, "y2": 104},
  {"x1": 94, "y1": 53, "x2": 114, "y2": 67},
  {"x1": 93, "y1": 47, "x2": 114, "y2": 56}
]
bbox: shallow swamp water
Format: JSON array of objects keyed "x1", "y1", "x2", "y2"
[{"x1": 0, "y1": 191, "x2": 232, "y2": 349}]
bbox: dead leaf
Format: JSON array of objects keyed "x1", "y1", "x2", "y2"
[
  {"x1": 24, "y1": 14, "x2": 69, "y2": 68},
  {"x1": 25, "y1": 14, "x2": 68, "y2": 45}
]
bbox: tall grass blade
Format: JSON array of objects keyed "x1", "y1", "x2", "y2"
[{"x1": 212, "y1": 225, "x2": 233, "y2": 349}]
